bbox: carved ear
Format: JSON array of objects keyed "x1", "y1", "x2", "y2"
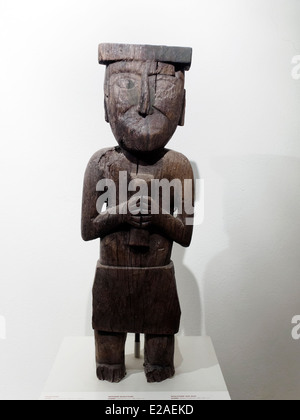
[
  {"x1": 104, "y1": 96, "x2": 109, "y2": 123},
  {"x1": 104, "y1": 66, "x2": 110, "y2": 123},
  {"x1": 178, "y1": 89, "x2": 186, "y2": 126}
]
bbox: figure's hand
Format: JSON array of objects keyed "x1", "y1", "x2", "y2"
[
  {"x1": 126, "y1": 196, "x2": 160, "y2": 229},
  {"x1": 127, "y1": 214, "x2": 152, "y2": 229}
]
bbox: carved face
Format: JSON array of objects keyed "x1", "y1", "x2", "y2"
[{"x1": 105, "y1": 61, "x2": 185, "y2": 153}]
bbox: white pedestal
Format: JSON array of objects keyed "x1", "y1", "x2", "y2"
[{"x1": 40, "y1": 336, "x2": 230, "y2": 400}]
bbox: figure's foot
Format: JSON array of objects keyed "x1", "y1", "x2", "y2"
[
  {"x1": 96, "y1": 363, "x2": 126, "y2": 383},
  {"x1": 144, "y1": 363, "x2": 175, "y2": 383}
]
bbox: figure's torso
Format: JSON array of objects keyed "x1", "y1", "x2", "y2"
[{"x1": 98, "y1": 147, "x2": 184, "y2": 267}]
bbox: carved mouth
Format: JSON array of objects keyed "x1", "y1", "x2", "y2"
[
  {"x1": 122, "y1": 111, "x2": 168, "y2": 136},
  {"x1": 122, "y1": 107, "x2": 169, "y2": 126}
]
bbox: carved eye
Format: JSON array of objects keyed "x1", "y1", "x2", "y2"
[{"x1": 116, "y1": 77, "x2": 137, "y2": 90}]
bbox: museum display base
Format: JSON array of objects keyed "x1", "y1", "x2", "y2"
[{"x1": 40, "y1": 336, "x2": 230, "y2": 400}]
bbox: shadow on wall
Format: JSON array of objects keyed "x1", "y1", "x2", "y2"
[
  {"x1": 204, "y1": 154, "x2": 300, "y2": 400},
  {"x1": 173, "y1": 244, "x2": 201, "y2": 336},
  {"x1": 174, "y1": 160, "x2": 202, "y2": 337}
]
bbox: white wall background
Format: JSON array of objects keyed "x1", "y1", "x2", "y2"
[{"x1": 0, "y1": 0, "x2": 300, "y2": 400}]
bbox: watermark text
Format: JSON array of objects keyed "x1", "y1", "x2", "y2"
[
  {"x1": 96, "y1": 173, "x2": 204, "y2": 226},
  {"x1": 291, "y1": 55, "x2": 300, "y2": 80},
  {"x1": 292, "y1": 316, "x2": 300, "y2": 340}
]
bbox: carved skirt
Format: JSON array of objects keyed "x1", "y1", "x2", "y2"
[{"x1": 92, "y1": 261, "x2": 181, "y2": 335}]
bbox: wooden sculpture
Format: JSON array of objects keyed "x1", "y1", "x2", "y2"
[{"x1": 82, "y1": 44, "x2": 194, "y2": 383}]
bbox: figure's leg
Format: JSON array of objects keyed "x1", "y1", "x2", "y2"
[
  {"x1": 94, "y1": 331, "x2": 127, "y2": 383},
  {"x1": 144, "y1": 334, "x2": 175, "y2": 383}
]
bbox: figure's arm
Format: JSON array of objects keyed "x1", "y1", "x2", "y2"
[
  {"x1": 92, "y1": 203, "x2": 127, "y2": 239},
  {"x1": 153, "y1": 210, "x2": 193, "y2": 248},
  {"x1": 150, "y1": 157, "x2": 194, "y2": 247},
  {"x1": 81, "y1": 150, "x2": 125, "y2": 241}
]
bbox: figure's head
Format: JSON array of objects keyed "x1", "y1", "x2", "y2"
[{"x1": 99, "y1": 43, "x2": 192, "y2": 154}]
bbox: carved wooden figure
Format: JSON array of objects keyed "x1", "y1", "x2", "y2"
[{"x1": 82, "y1": 44, "x2": 194, "y2": 383}]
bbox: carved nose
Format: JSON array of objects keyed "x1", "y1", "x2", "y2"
[
  {"x1": 138, "y1": 76, "x2": 153, "y2": 117},
  {"x1": 138, "y1": 110, "x2": 148, "y2": 118}
]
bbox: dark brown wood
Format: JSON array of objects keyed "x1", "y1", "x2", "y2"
[
  {"x1": 82, "y1": 43, "x2": 194, "y2": 383},
  {"x1": 144, "y1": 335, "x2": 175, "y2": 383},
  {"x1": 99, "y1": 43, "x2": 192, "y2": 70},
  {"x1": 92, "y1": 262, "x2": 181, "y2": 334}
]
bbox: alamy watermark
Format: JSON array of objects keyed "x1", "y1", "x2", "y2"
[
  {"x1": 96, "y1": 173, "x2": 204, "y2": 226},
  {"x1": 291, "y1": 56, "x2": 300, "y2": 80},
  {"x1": 292, "y1": 316, "x2": 300, "y2": 340},
  {"x1": 0, "y1": 315, "x2": 6, "y2": 340}
]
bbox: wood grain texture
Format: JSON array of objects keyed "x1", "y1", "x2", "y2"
[{"x1": 92, "y1": 262, "x2": 181, "y2": 335}]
